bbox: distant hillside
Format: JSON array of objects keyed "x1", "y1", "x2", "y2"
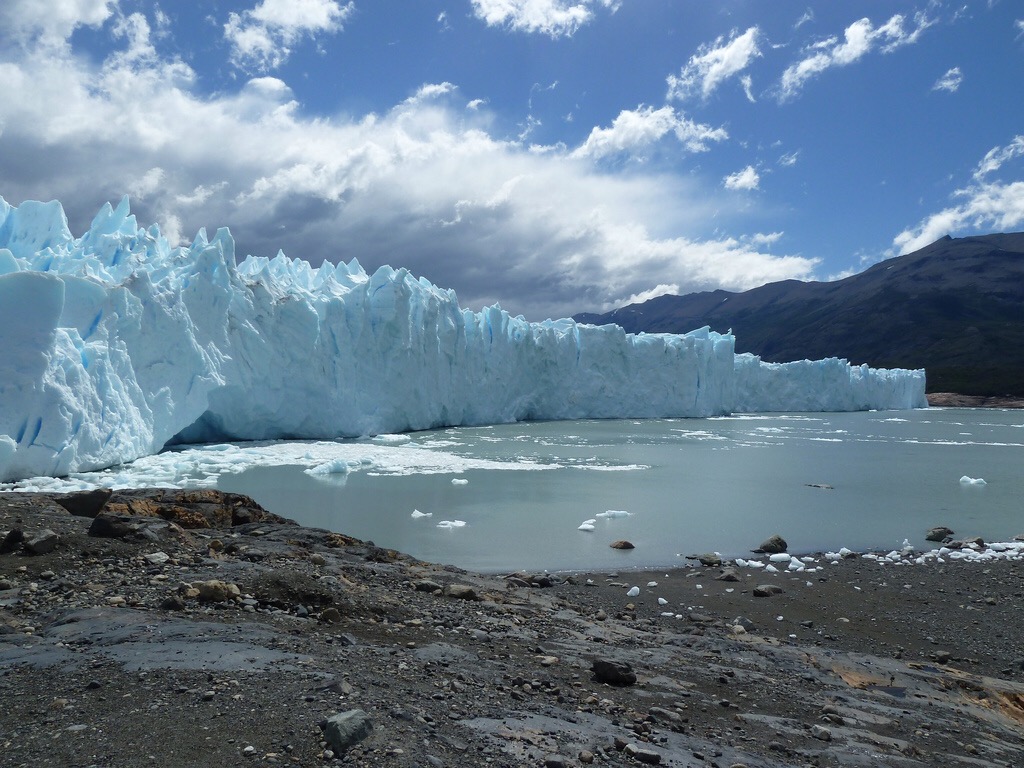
[{"x1": 575, "y1": 233, "x2": 1024, "y2": 396}]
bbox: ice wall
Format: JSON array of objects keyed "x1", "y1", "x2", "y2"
[{"x1": 0, "y1": 197, "x2": 925, "y2": 482}]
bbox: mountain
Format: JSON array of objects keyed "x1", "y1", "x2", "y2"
[{"x1": 575, "y1": 233, "x2": 1024, "y2": 396}]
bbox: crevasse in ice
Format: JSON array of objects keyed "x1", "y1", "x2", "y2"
[{"x1": 0, "y1": 196, "x2": 926, "y2": 482}]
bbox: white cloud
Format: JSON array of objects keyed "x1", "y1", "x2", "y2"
[
  {"x1": 723, "y1": 165, "x2": 760, "y2": 191},
  {"x1": 778, "y1": 150, "x2": 799, "y2": 167},
  {"x1": 667, "y1": 27, "x2": 761, "y2": 102},
  {"x1": 0, "y1": 0, "x2": 117, "y2": 49},
  {"x1": 225, "y1": 0, "x2": 355, "y2": 72},
  {"x1": 571, "y1": 106, "x2": 728, "y2": 160},
  {"x1": 470, "y1": 0, "x2": 620, "y2": 38},
  {"x1": 932, "y1": 66, "x2": 962, "y2": 93},
  {"x1": 619, "y1": 283, "x2": 680, "y2": 306},
  {"x1": 778, "y1": 12, "x2": 934, "y2": 101},
  {"x1": 894, "y1": 136, "x2": 1024, "y2": 253},
  {"x1": 0, "y1": 10, "x2": 817, "y2": 320}
]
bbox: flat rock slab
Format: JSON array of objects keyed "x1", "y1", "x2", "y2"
[{"x1": 0, "y1": 607, "x2": 308, "y2": 672}]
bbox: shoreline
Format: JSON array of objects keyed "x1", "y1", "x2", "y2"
[
  {"x1": 3, "y1": 489, "x2": 1024, "y2": 766},
  {"x1": 926, "y1": 392, "x2": 1024, "y2": 408}
]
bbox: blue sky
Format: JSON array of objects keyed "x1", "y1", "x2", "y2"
[{"x1": 1, "y1": 1, "x2": 1022, "y2": 319}]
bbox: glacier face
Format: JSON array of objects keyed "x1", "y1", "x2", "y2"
[{"x1": 0, "y1": 197, "x2": 926, "y2": 483}]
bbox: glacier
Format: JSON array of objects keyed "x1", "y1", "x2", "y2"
[{"x1": 0, "y1": 196, "x2": 926, "y2": 483}]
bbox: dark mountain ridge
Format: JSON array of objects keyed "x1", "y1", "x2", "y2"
[{"x1": 574, "y1": 233, "x2": 1024, "y2": 396}]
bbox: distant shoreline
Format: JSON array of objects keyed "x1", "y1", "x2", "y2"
[{"x1": 926, "y1": 392, "x2": 1024, "y2": 408}]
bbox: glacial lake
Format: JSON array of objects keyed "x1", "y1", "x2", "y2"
[
  {"x1": 200, "y1": 408, "x2": 1023, "y2": 572},
  {"x1": 15, "y1": 408, "x2": 1021, "y2": 573}
]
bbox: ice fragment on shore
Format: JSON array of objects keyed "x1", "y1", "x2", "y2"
[
  {"x1": 960, "y1": 476, "x2": 987, "y2": 485},
  {"x1": 626, "y1": 586, "x2": 640, "y2": 597},
  {"x1": 769, "y1": 553, "x2": 791, "y2": 563},
  {"x1": 658, "y1": 597, "x2": 668, "y2": 605}
]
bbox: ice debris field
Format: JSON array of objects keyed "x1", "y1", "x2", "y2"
[{"x1": 0, "y1": 197, "x2": 926, "y2": 483}]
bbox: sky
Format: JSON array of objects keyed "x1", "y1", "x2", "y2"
[{"x1": 1, "y1": 1, "x2": 1023, "y2": 320}]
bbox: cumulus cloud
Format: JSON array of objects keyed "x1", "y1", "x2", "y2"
[
  {"x1": 932, "y1": 66, "x2": 962, "y2": 93},
  {"x1": 0, "y1": 0, "x2": 117, "y2": 49},
  {"x1": 894, "y1": 136, "x2": 1024, "y2": 253},
  {"x1": 470, "y1": 0, "x2": 620, "y2": 38},
  {"x1": 225, "y1": 0, "x2": 355, "y2": 72},
  {"x1": 778, "y1": 12, "x2": 933, "y2": 101},
  {"x1": 667, "y1": 27, "x2": 761, "y2": 102},
  {"x1": 0, "y1": 4, "x2": 817, "y2": 320},
  {"x1": 723, "y1": 165, "x2": 760, "y2": 191},
  {"x1": 571, "y1": 106, "x2": 728, "y2": 160}
]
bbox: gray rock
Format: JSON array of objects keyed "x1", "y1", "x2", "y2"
[
  {"x1": 695, "y1": 552, "x2": 722, "y2": 567},
  {"x1": 732, "y1": 616, "x2": 756, "y2": 631},
  {"x1": 591, "y1": 658, "x2": 636, "y2": 686},
  {"x1": 0, "y1": 528, "x2": 25, "y2": 554},
  {"x1": 716, "y1": 567, "x2": 740, "y2": 582},
  {"x1": 810, "y1": 724, "x2": 832, "y2": 741},
  {"x1": 195, "y1": 580, "x2": 240, "y2": 603},
  {"x1": 753, "y1": 584, "x2": 784, "y2": 597},
  {"x1": 543, "y1": 755, "x2": 568, "y2": 768},
  {"x1": 926, "y1": 526, "x2": 955, "y2": 542},
  {"x1": 609, "y1": 540, "x2": 635, "y2": 550},
  {"x1": 413, "y1": 579, "x2": 442, "y2": 593},
  {"x1": 323, "y1": 709, "x2": 373, "y2": 754},
  {"x1": 757, "y1": 534, "x2": 788, "y2": 554},
  {"x1": 624, "y1": 744, "x2": 662, "y2": 764},
  {"x1": 25, "y1": 529, "x2": 59, "y2": 555},
  {"x1": 442, "y1": 584, "x2": 479, "y2": 600},
  {"x1": 55, "y1": 488, "x2": 113, "y2": 518}
]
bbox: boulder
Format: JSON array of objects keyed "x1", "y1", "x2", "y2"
[
  {"x1": 25, "y1": 529, "x2": 59, "y2": 555},
  {"x1": 591, "y1": 658, "x2": 637, "y2": 686},
  {"x1": 753, "y1": 584, "x2": 784, "y2": 597},
  {"x1": 195, "y1": 580, "x2": 240, "y2": 603},
  {"x1": 609, "y1": 540, "x2": 635, "y2": 550},
  {"x1": 55, "y1": 488, "x2": 112, "y2": 518},
  {"x1": 925, "y1": 526, "x2": 954, "y2": 542},
  {"x1": 715, "y1": 567, "x2": 740, "y2": 582},
  {"x1": 323, "y1": 709, "x2": 373, "y2": 754},
  {"x1": 442, "y1": 584, "x2": 479, "y2": 600},
  {"x1": 756, "y1": 534, "x2": 788, "y2": 554}
]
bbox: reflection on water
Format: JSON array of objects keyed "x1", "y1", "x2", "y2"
[{"x1": 215, "y1": 409, "x2": 1024, "y2": 572}]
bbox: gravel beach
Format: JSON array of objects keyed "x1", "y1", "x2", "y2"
[{"x1": 2, "y1": 489, "x2": 1023, "y2": 767}]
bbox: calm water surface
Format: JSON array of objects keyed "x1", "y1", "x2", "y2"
[{"x1": 215, "y1": 409, "x2": 1024, "y2": 572}]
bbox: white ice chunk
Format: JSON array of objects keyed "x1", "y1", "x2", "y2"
[
  {"x1": 959, "y1": 475, "x2": 987, "y2": 485},
  {"x1": 436, "y1": 520, "x2": 466, "y2": 529},
  {"x1": 597, "y1": 510, "x2": 631, "y2": 519},
  {"x1": 411, "y1": 509, "x2": 432, "y2": 519},
  {"x1": 626, "y1": 586, "x2": 640, "y2": 597},
  {"x1": 577, "y1": 522, "x2": 595, "y2": 532}
]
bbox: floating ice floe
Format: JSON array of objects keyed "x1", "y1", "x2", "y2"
[
  {"x1": 451, "y1": 478, "x2": 469, "y2": 485},
  {"x1": 959, "y1": 475, "x2": 987, "y2": 485},
  {"x1": 577, "y1": 520, "x2": 596, "y2": 532},
  {"x1": 597, "y1": 510, "x2": 631, "y2": 519},
  {"x1": 436, "y1": 520, "x2": 466, "y2": 529},
  {"x1": 411, "y1": 509, "x2": 432, "y2": 519}
]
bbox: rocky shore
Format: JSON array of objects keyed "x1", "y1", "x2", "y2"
[{"x1": 2, "y1": 490, "x2": 1024, "y2": 767}]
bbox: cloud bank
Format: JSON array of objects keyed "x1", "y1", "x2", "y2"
[{"x1": 0, "y1": 2, "x2": 816, "y2": 320}]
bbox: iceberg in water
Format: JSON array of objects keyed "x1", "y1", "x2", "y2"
[{"x1": 0, "y1": 197, "x2": 926, "y2": 483}]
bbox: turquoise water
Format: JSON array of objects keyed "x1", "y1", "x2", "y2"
[{"x1": 215, "y1": 409, "x2": 1024, "y2": 572}]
